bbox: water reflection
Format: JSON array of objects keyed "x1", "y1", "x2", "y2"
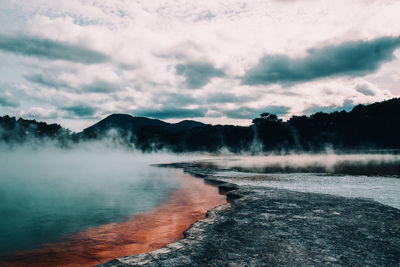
[{"x1": 1, "y1": 171, "x2": 227, "y2": 266}]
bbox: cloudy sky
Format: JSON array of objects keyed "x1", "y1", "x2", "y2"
[{"x1": 1, "y1": 0, "x2": 400, "y2": 130}]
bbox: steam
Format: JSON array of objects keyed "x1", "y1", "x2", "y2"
[
  {"x1": 1, "y1": 139, "x2": 399, "y2": 256},
  {"x1": 196, "y1": 153, "x2": 400, "y2": 176},
  {"x1": 0, "y1": 143, "x2": 205, "y2": 255},
  {"x1": 206, "y1": 155, "x2": 400, "y2": 209}
]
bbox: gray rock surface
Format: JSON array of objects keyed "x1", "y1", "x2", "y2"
[{"x1": 97, "y1": 163, "x2": 400, "y2": 266}]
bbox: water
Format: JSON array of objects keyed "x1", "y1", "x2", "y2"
[
  {"x1": 209, "y1": 154, "x2": 400, "y2": 209},
  {"x1": 0, "y1": 146, "x2": 188, "y2": 256},
  {"x1": 214, "y1": 171, "x2": 400, "y2": 209},
  {"x1": 206, "y1": 153, "x2": 400, "y2": 176},
  {"x1": 2, "y1": 149, "x2": 399, "y2": 263}
]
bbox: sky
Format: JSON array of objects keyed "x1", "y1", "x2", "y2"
[{"x1": 0, "y1": 0, "x2": 400, "y2": 131}]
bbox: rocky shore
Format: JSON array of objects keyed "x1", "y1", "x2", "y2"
[{"x1": 98, "y1": 162, "x2": 400, "y2": 266}]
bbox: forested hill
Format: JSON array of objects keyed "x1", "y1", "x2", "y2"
[
  {"x1": 82, "y1": 114, "x2": 205, "y2": 138},
  {"x1": 1, "y1": 98, "x2": 399, "y2": 152},
  {"x1": 0, "y1": 115, "x2": 70, "y2": 144},
  {"x1": 78, "y1": 98, "x2": 400, "y2": 152},
  {"x1": 286, "y1": 98, "x2": 400, "y2": 150}
]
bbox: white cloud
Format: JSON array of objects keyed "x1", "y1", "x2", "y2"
[
  {"x1": 23, "y1": 106, "x2": 59, "y2": 119},
  {"x1": 0, "y1": 0, "x2": 399, "y2": 130}
]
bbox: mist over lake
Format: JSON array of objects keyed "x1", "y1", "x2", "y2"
[
  {"x1": 0, "y1": 145, "x2": 200, "y2": 256},
  {"x1": 198, "y1": 153, "x2": 400, "y2": 209},
  {"x1": 1, "y1": 141, "x2": 399, "y2": 267}
]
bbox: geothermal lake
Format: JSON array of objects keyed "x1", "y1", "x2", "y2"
[
  {"x1": 1, "y1": 149, "x2": 399, "y2": 266},
  {"x1": 0, "y1": 149, "x2": 176, "y2": 255},
  {"x1": 215, "y1": 172, "x2": 400, "y2": 209},
  {"x1": 207, "y1": 154, "x2": 400, "y2": 209},
  {"x1": 0, "y1": 147, "x2": 226, "y2": 266}
]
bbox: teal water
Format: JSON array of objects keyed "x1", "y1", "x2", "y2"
[{"x1": 0, "y1": 147, "x2": 182, "y2": 256}]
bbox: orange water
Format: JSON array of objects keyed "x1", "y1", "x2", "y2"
[{"x1": 1, "y1": 171, "x2": 227, "y2": 266}]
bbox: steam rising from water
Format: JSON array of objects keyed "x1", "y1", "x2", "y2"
[
  {"x1": 203, "y1": 153, "x2": 400, "y2": 176},
  {"x1": 0, "y1": 144, "x2": 203, "y2": 256},
  {"x1": 201, "y1": 153, "x2": 400, "y2": 209},
  {"x1": 1, "y1": 142, "x2": 399, "y2": 256}
]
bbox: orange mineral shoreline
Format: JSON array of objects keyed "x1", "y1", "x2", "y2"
[{"x1": 1, "y1": 170, "x2": 227, "y2": 267}]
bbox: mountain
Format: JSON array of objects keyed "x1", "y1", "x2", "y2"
[
  {"x1": 172, "y1": 120, "x2": 206, "y2": 132},
  {"x1": 81, "y1": 114, "x2": 206, "y2": 138},
  {"x1": 1, "y1": 97, "x2": 400, "y2": 152},
  {"x1": 80, "y1": 98, "x2": 400, "y2": 152}
]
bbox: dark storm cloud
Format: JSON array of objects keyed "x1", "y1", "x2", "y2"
[
  {"x1": 242, "y1": 36, "x2": 400, "y2": 85},
  {"x1": 0, "y1": 95, "x2": 19, "y2": 107},
  {"x1": 223, "y1": 105, "x2": 290, "y2": 119},
  {"x1": 62, "y1": 105, "x2": 96, "y2": 117},
  {"x1": 206, "y1": 93, "x2": 258, "y2": 104},
  {"x1": 176, "y1": 62, "x2": 225, "y2": 89},
  {"x1": 157, "y1": 92, "x2": 198, "y2": 105},
  {"x1": 206, "y1": 93, "x2": 239, "y2": 103},
  {"x1": 25, "y1": 74, "x2": 71, "y2": 89},
  {"x1": 81, "y1": 80, "x2": 119, "y2": 93},
  {"x1": 0, "y1": 34, "x2": 109, "y2": 64},
  {"x1": 134, "y1": 107, "x2": 207, "y2": 119},
  {"x1": 303, "y1": 99, "x2": 355, "y2": 115},
  {"x1": 26, "y1": 74, "x2": 119, "y2": 93},
  {"x1": 356, "y1": 84, "x2": 375, "y2": 96}
]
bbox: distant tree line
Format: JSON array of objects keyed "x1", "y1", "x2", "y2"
[
  {"x1": 286, "y1": 98, "x2": 400, "y2": 151},
  {"x1": 1, "y1": 98, "x2": 399, "y2": 152},
  {"x1": 0, "y1": 115, "x2": 70, "y2": 145}
]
